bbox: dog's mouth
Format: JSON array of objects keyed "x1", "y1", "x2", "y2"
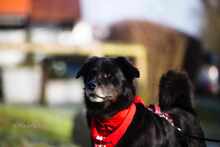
[{"x1": 88, "y1": 93, "x2": 113, "y2": 103}]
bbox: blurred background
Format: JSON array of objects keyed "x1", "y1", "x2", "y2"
[{"x1": 0, "y1": 0, "x2": 219, "y2": 146}]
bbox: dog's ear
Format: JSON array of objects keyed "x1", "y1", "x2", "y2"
[
  {"x1": 76, "y1": 57, "x2": 99, "y2": 78},
  {"x1": 114, "y1": 57, "x2": 140, "y2": 79}
]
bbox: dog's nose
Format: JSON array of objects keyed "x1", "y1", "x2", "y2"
[{"x1": 86, "y1": 81, "x2": 96, "y2": 91}]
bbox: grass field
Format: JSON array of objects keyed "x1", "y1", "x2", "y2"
[{"x1": 0, "y1": 104, "x2": 81, "y2": 147}]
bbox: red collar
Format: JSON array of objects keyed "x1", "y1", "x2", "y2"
[{"x1": 91, "y1": 96, "x2": 144, "y2": 147}]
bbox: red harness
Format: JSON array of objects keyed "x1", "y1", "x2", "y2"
[
  {"x1": 90, "y1": 96, "x2": 174, "y2": 147},
  {"x1": 148, "y1": 104, "x2": 174, "y2": 127}
]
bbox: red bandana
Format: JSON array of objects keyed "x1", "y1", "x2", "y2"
[
  {"x1": 91, "y1": 96, "x2": 145, "y2": 147},
  {"x1": 90, "y1": 96, "x2": 175, "y2": 147}
]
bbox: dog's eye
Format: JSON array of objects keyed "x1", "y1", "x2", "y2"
[{"x1": 104, "y1": 74, "x2": 112, "y2": 79}]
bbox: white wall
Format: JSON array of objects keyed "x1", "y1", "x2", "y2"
[
  {"x1": 3, "y1": 67, "x2": 42, "y2": 104},
  {"x1": 46, "y1": 79, "x2": 84, "y2": 105}
]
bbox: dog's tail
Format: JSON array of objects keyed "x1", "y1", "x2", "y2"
[{"x1": 159, "y1": 70, "x2": 194, "y2": 113}]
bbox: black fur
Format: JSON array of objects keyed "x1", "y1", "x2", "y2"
[
  {"x1": 159, "y1": 70, "x2": 195, "y2": 113},
  {"x1": 76, "y1": 57, "x2": 206, "y2": 147}
]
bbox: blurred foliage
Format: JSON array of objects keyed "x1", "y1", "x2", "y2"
[{"x1": 0, "y1": 104, "x2": 78, "y2": 147}]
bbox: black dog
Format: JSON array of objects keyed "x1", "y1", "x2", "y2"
[{"x1": 76, "y1": 56, "x2": 206, "y2": 147}]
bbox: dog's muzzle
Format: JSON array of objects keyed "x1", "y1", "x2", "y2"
[
  {"x1": 85, "y1": 81, "x2": 113, "y2": 103},
  {"x1": 88, "y1": 93, "x2": 112, "y2": 103}
]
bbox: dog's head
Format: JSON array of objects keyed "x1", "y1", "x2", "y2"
[{"x1": 76, "y1": 57, "x2": 139, "y2": 117}]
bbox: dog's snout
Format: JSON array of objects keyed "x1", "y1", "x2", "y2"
[{"x1": 86, "y1": 81, "x2": 96, "y2": 91}]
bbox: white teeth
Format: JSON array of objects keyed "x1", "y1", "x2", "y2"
[{"x1": 89, "y1": 97, "x2": 104, "y2": 103}]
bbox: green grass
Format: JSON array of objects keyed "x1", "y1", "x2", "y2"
[{"x1": 0, "y1": 104, "x2": 79, "y2": 147}]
